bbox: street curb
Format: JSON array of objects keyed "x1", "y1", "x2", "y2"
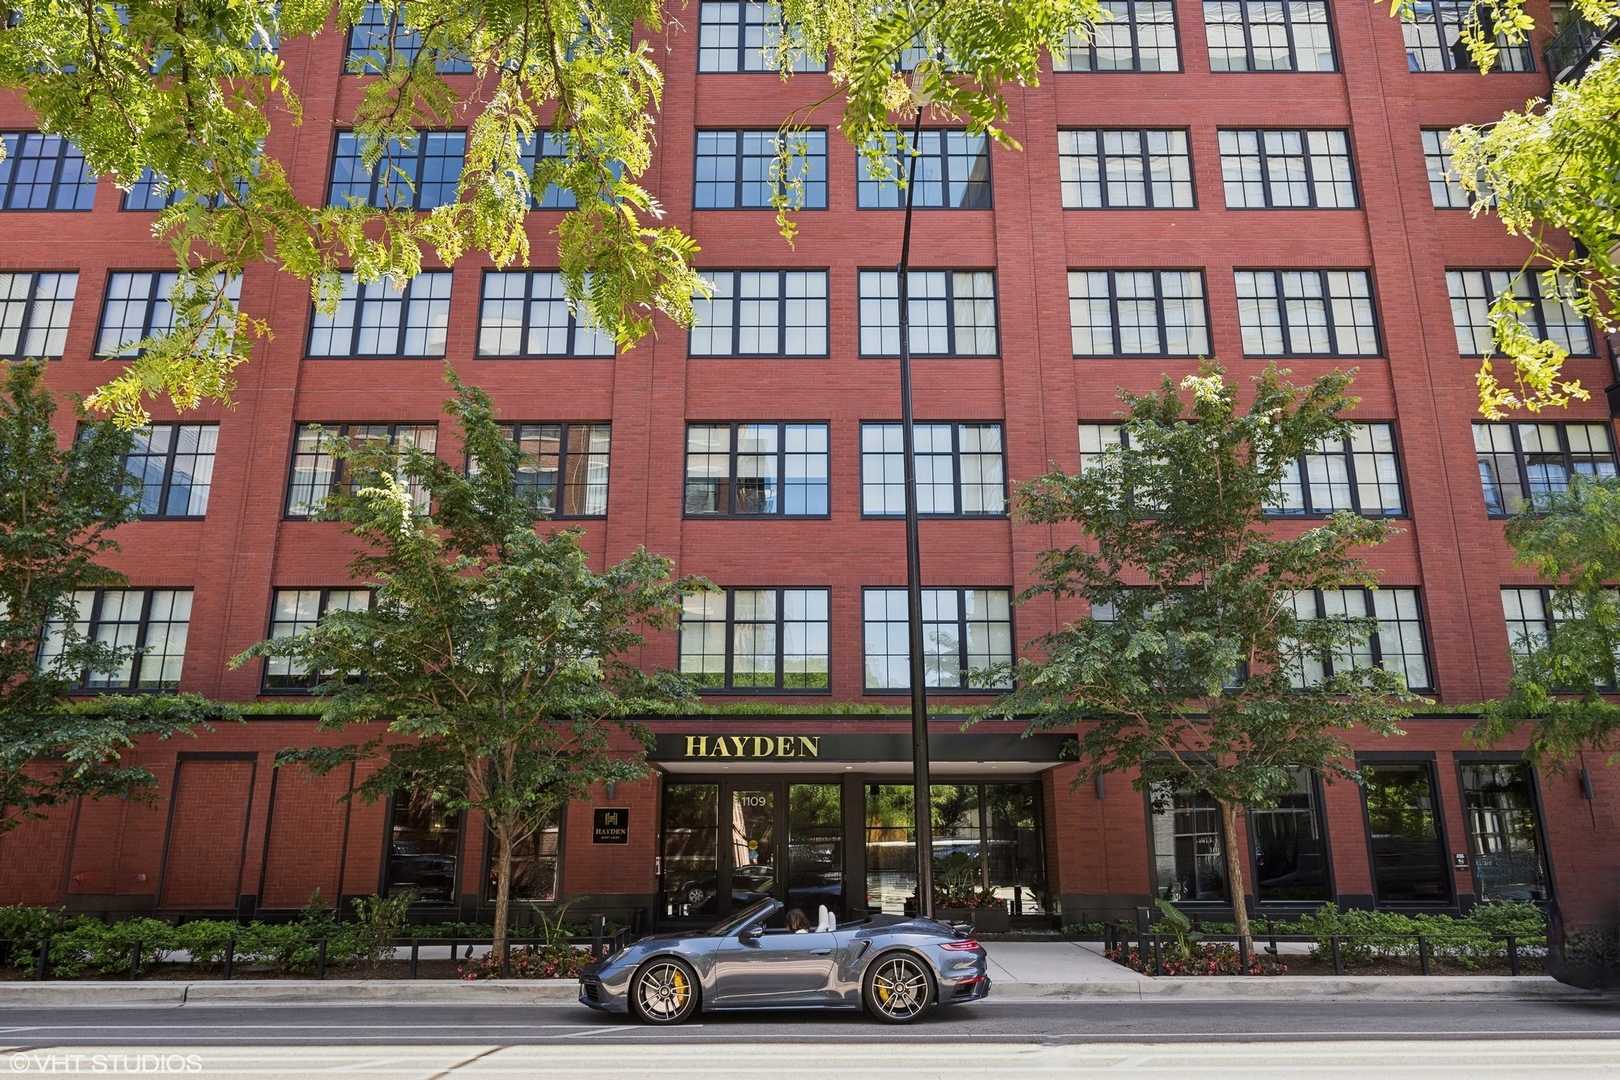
[{"x1": 0, "y1": 975, "x2": 1600, "y2": 1007}]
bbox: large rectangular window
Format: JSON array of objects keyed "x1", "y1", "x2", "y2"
[
  {"x1": 39, "y1": 589, "x2": 192, "y2": 690},
  {"x1": 1271, "y1": 423, "x2": 1405, "y2": 517},
  {"x1": 860, "y1": 422, "x2": 1006, "y2": 516},
  {"x1": 1402, "y1": 1, "x2": 1532, "y2": 71},
  {"x1": 477, "y1": 271, "x2": 614, "y2": 357},
  {"x1": 1058, "y1": 130, "x2": 1194, "y2": 209},
  {"x1": 96, "y1": 273, "x2": 242, "y2": 359},
  {"x1": 0, "y1": 133, "x2": 98, "y2": 211},
  {"x1": 1204, "y1": 0, "x2": 1336, "y2": 71},
  {"x1": 510, "y1": 422, "x2": 611, "y2": 517},
  {"x1": 660, "y1": 783, "x2": 718, "y2": 919},
  {"x1": 1235, "y1": 269, "x2": 1379, "y2": 356},
  {"x1": 857, "y1": 131, "x2": 992, "y2": 209},
  {"x1": 696, "y1": 1, "x2": 822, "y2": 72},
  {"x1": 693, "y1": 130, "x2": 827, "y2": 210},
  {"x1": 383, "y1": 795, "x2": 460, "y2": 903},
  {"x1": 679, "y1": 587, "x2": 831, "y2": 691},
  {"x1": 262, "y1": 588, "x2": 373, "y2": 691},
  {"x1": 307, "y1": 272, "x2": 451, "y2": 358},
  {"x1": 684, "y1": 422, "x2": 829, "y2": 516},
  {"x1": 1287, "y1": 587, "x2": 1433, "y2": 692},
  {"x1": 123, "y1": 424, "x2": 218, "y2": 519},
  {"x1": 0, "y1": 272, "x2": 76, "y2": 359},
  {"x1": 327, "y1": 131, "x2": 465, "y2": 210},
  {"x1": 858, "y1": 270, "x2": 998, "y2": 357},
  {"x1": 862, "y1": 587, "x2": 1013, "y2": 691},
  {"x1": 1249, "y1": 768, "x2": 1331, "y2": 903},
  {"x1": 1218, "y1": 129, "x2": 1356, "y2": 208},
  {"x1": 1447, "y1": 270, "x2": 1593, "y2": 358},
  {"x1": 690, "y1": 270, "x2": 828, "y2": 357},
  {"x1": 1422, "y1": 129, "x2": 1475, "y2": 209},
  {"x1": 485, "y1": 808, "x2": 563, "y2": 903},
  {"x1": 1068, "y1": 270, "x2": 1208, "y2": 356},
  {"x1": 285, "y1": 422, "x2": 437, "y2": 519},
  {"x1": 1460, "y1": 762, "x2": 1550, "y2": 904},
  {"x1": 1052, "y1": 0, "x2": 1180, "y2": 71},
  {"x1": 1149, "y1": 783, "x2": 1227, "y2": 901},
  {"x1": 1361, "y1": 761, "x2": 1452, "y2": 905},
  {"x1": 1474, "y1": 422, "x2": 1617, "y2": 516},
  {"x1": 345, "y1": 2, "x2": 472, "y2": 73}
]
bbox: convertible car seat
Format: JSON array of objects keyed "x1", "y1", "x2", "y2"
[{"x1": 816, "y1": 905, "x2": 835, "y2": 933}]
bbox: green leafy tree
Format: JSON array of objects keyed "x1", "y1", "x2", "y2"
[
  {"x1": 0, "y1": 0, "x2": 1099, "y2": 427},
  {"x1": 0, "y1": 360, "x2": 233, "y2": 832},
  {"x1": 237, "y1": 370, "x2": 704, "y2": 952},
  {"x1": 1474, "y1": 475, "x2": 1620, "y2": 764},
  {"x1": 979, "y1": 363, "x2": 1417, "y2": 954}
]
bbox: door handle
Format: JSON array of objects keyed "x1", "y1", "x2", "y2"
[{"x1": 811, "y1": 949, "x2": 832, "y2": 956}]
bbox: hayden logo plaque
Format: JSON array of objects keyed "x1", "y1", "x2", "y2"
[{"x1": 593, "y1": 807, "x2": 630, "y2": 844}]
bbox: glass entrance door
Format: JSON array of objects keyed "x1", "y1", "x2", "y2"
[{"x1": 727, "y1": 787, "x2": 777, "y2": 907}]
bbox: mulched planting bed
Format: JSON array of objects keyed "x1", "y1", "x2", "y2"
[{"x1": 1274, "y1": 954, "x2": 1546, "y2": 977}]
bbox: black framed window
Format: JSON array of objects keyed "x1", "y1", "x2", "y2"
[
  {"x1": 1218, "y1": 129, "x2": 1356, "y2": 208},
  {"x1": 1148, "y1": 782, "x2": 1227, "y2": 901},
  {"x1": 860, "y1": 422, "x2": 1006, "y2": 516},
  {"x1": 1052, "y1": 0, "x2": 1180, "y2": 71},
  {"x1": 1068, "y1": 270, "x2": 1209, "y2": 356},
  {"x1": 690, "y1": 270, "x2": 828, "y2": 357},
  {"x1": 262, "y1": 587, "x2": 373, "y2": 691},
  {"x1": 122, "y1": 424, "x2": 219, "y2": 519},
  {"x1": 1235, "y1": 269, "x2": 1379, "y2": 356},
  {"x1": 0, "y1": 272, "x2": 76, "y2": 359},
  {"x1": 96, "y1": 272, "x2": 242, "y2": 359},
  {"x1": 384, "y1": 794, "x2": 461, "y2": 903},
  {"x1": 121, "y1": 165, "x2": 251, "y2": 211},
  {"x1": 694, "y1": 130, "x2": 827, "y2": 209},
  {"x1": 1286, "y1": 587, "x2": 1433, "y2": 692},
  {"x1": 1057, "y1": 130, "x2": 1193, "y2": 209},
  {"x1": 1249, "y1": 767, "x2": 1331, "y2": 903},
  {"x1": 1203, "y1": 0, "x2": 1336, "y2": 71},
  {"x1": 1402, "y1": 1, "x2": 1532, "y2": 71},
  {"x1": 38, "y1": 588, "x2": 192, "y2": 690},
  {"x1": 696, "y1": 1, "x2": 823, "y2": 72},
  {"x1": 679, "y1": 587, "x2": 831, "y2": 691},
  {"x1": 1271, "y1": 422, "x2": 1405, "y2": 517},
  {"x1": 485, "y1": 807, "x2": 563, "y2": 902},
  {"x1": 858, "y1": 270, "x2": 998, "y2": 357},
  {"x1": 1474, "y1": 421, "x2": 1617, "y2": 516},
  {"x1": 1361, "y1": 761, "x2": 1452, "y2": 905},
  {"x1": 345, "y1": 2, "x2": 472, "y2": 73},
  {"x1": 862, "y1": 587, "x2": 1013, "y2": 691},
  {"x1": 285, "y1": 422, "x2": 437, "y2": 519},
  {"x1": 477, "y1": 271, "x2": 614, "y2": 357},
  {"x1": 1422, "y1": 129, "x2": 1477, "y2": 209},
  {"x1": 307, "y1": 272, "x2": 451, "y2": 358},
  {"x1": 0, "y1": 133, "x2": 98, "y2": 211},
  {"x1": 510, "y1": 422, "x2": 611, "y2": 517},
  {"x1": 1447, "y1": 270, "x2": 1594, "y2": 358},
  {"x1": 684, "y1": 422, "x2": 829, "y2": 517},
  {"x1": 857, "y1": 131, "x2": 991, "y2": 209},
  {"x1": 328, "y1": 131, "x2": 464, "y2": 210},
  {"x1": 1459, "y1": 761, "x2": 1551, "y2": 903}
]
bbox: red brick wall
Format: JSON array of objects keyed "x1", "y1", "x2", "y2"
[
  {"x1": 158, "y1": 759, "x2": 257, "y2": 910},
  {"x1": 0, "y1": 800, "x2": 74, "y2": 906},
  {"x1": 259, "y1": 762, "x2": 354, "y2": 909}
]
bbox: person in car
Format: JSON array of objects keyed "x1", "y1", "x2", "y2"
[{"x1": 785, "y1": 908, "x2": 811, "y2": 933}]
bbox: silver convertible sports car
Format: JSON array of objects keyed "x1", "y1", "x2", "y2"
[{"x1": 577, "y1": 897, "x2": 990, "y2": 1024}]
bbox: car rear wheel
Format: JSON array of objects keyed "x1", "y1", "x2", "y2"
[
  {"x1": 630, "y1": 958, "x2": 699, "y2": 1025},
  {"x1": 863, "y1": 952, "x2": 934, "y2": 1024}
]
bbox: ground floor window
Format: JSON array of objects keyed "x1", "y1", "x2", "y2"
[
  {"x1": 1249, "y1": 768, "x2": 1331, "y2": 903},
  {"x1": 1460, "y1": 762, "x2": 1550, "y2": 904},
  {"x1": 484, "y1": 809, "x2": 562, "y2": 903},
  {"x1": 383, "y1": 794, "x2": 461, "y2": 903},
  {"x1": 1362, "y1": 761, "x2": 1452, "y2": 905},
  {"x1": 1148, "y1": 783, "x2": 1226, "y2": 902}
]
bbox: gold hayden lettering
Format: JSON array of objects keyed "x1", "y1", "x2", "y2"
[{"x1": 682, "y1": 735, "x2": 821, "y2": 759}]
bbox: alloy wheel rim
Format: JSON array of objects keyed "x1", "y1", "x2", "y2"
[
  {"x1": 640, "y1": 962, "x2": 692, "y2": 1019},
  {"x1": 872, "y1": 957, "x2": 927, "y2": 1018}
]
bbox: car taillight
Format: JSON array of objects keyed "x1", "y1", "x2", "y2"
[{"x1": 941, "y1": 939, "x2": 981, "y2": 951}]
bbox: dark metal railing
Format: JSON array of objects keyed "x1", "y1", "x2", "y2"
[{"x1": 1545, "y1": 15, "x2": 1615, "y2": 82}]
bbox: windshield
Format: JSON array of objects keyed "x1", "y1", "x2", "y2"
[{"x1": 704, "y1": 898, "x2": 777, "y2": 937}]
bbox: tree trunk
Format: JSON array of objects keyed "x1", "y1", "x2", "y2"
[
  {"x1": 493, "y1": 823, "x2": 514, "y2": 960},
  {"x1": 1218, "y1": 799, "x2": 1252, "y2": 966}
]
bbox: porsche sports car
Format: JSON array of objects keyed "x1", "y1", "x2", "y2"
[{"x1": 578, "y1": 897, "x2": 990, "y2": 1024}]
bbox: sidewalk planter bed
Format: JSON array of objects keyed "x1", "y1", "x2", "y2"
[
  {"x1": 1106, "y1": 944, "x2": 1285, "y2": 976},
  {"x1": 936, "y1": 904, "x2": 1011, "y2": 934}
]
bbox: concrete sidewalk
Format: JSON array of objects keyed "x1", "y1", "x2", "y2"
[{"x1": 0, "y1": 941, "x2": 1599, "y2": 1006}]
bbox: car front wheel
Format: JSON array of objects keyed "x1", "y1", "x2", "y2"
[
  {"x1": 863, "y1": 952, "x2": 934, "y2": 1024},
  {"x1": 630, "y1": 958, "x2": 700, "y2": 1025}
]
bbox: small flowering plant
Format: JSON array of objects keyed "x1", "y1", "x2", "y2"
[
  {"x1": 459, "y1": 944, "x2": 590, "y2": 981},
  {"x1": 1106, "y1": 943, "x2": 1286, "y2": 977}
]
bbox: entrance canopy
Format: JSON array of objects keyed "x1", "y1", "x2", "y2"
[{"x1": 652, "y1": 729, "x2": 1069, "y2": 775}]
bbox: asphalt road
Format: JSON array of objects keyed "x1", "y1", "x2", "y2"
[{"x1": 3, "y1": 1000, "x2": 1620, "y2": 1078}]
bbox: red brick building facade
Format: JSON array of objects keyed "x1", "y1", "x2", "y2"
[{"x1": 3, "y1": 1, "x2": 1615, "y2": 930}]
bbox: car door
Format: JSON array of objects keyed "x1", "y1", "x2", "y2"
[{"x1": 710, "y1": 928, "x2": 840, "y2": 1006}]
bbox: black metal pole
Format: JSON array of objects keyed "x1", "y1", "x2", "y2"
[{"x1": 896, "y1": 104, "x2": 933, "y2": 920}]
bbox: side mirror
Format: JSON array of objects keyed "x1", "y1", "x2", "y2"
[{"x1": 741, "y1": 924, "x2": 764, "y2": 942}]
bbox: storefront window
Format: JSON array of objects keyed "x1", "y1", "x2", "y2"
[
  {"x1": 865, "y1": 784, "x2": 916, "y2": 915},
  {"x1": 788, "y1": 784, "x2": 843, "y2": 915},
  {"x1": 383, "y1": 794, "x2": 460, "y2": 903},
  {"x1": 1149, "y1": 783, "x2": 1227, "y2": 901},
  {"x1": 661, "y1": 783, "x2": 719, "y2": 918},
  {"x1": 1249, "y1": 768, "x2": 1330, "y2": 903},
  {"x1": 1363, "y1": 762, "x2": 1452, "y2": 905},
  {"x1": 983, "y1": 784, "x2": 1047, "y2": 915},
  {"x1": 484, "y1": 809, "x2": 561, "y2": 903},
  {"x1": 1461, "y1": 763, "x2": 1550, "y2": 903}
]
